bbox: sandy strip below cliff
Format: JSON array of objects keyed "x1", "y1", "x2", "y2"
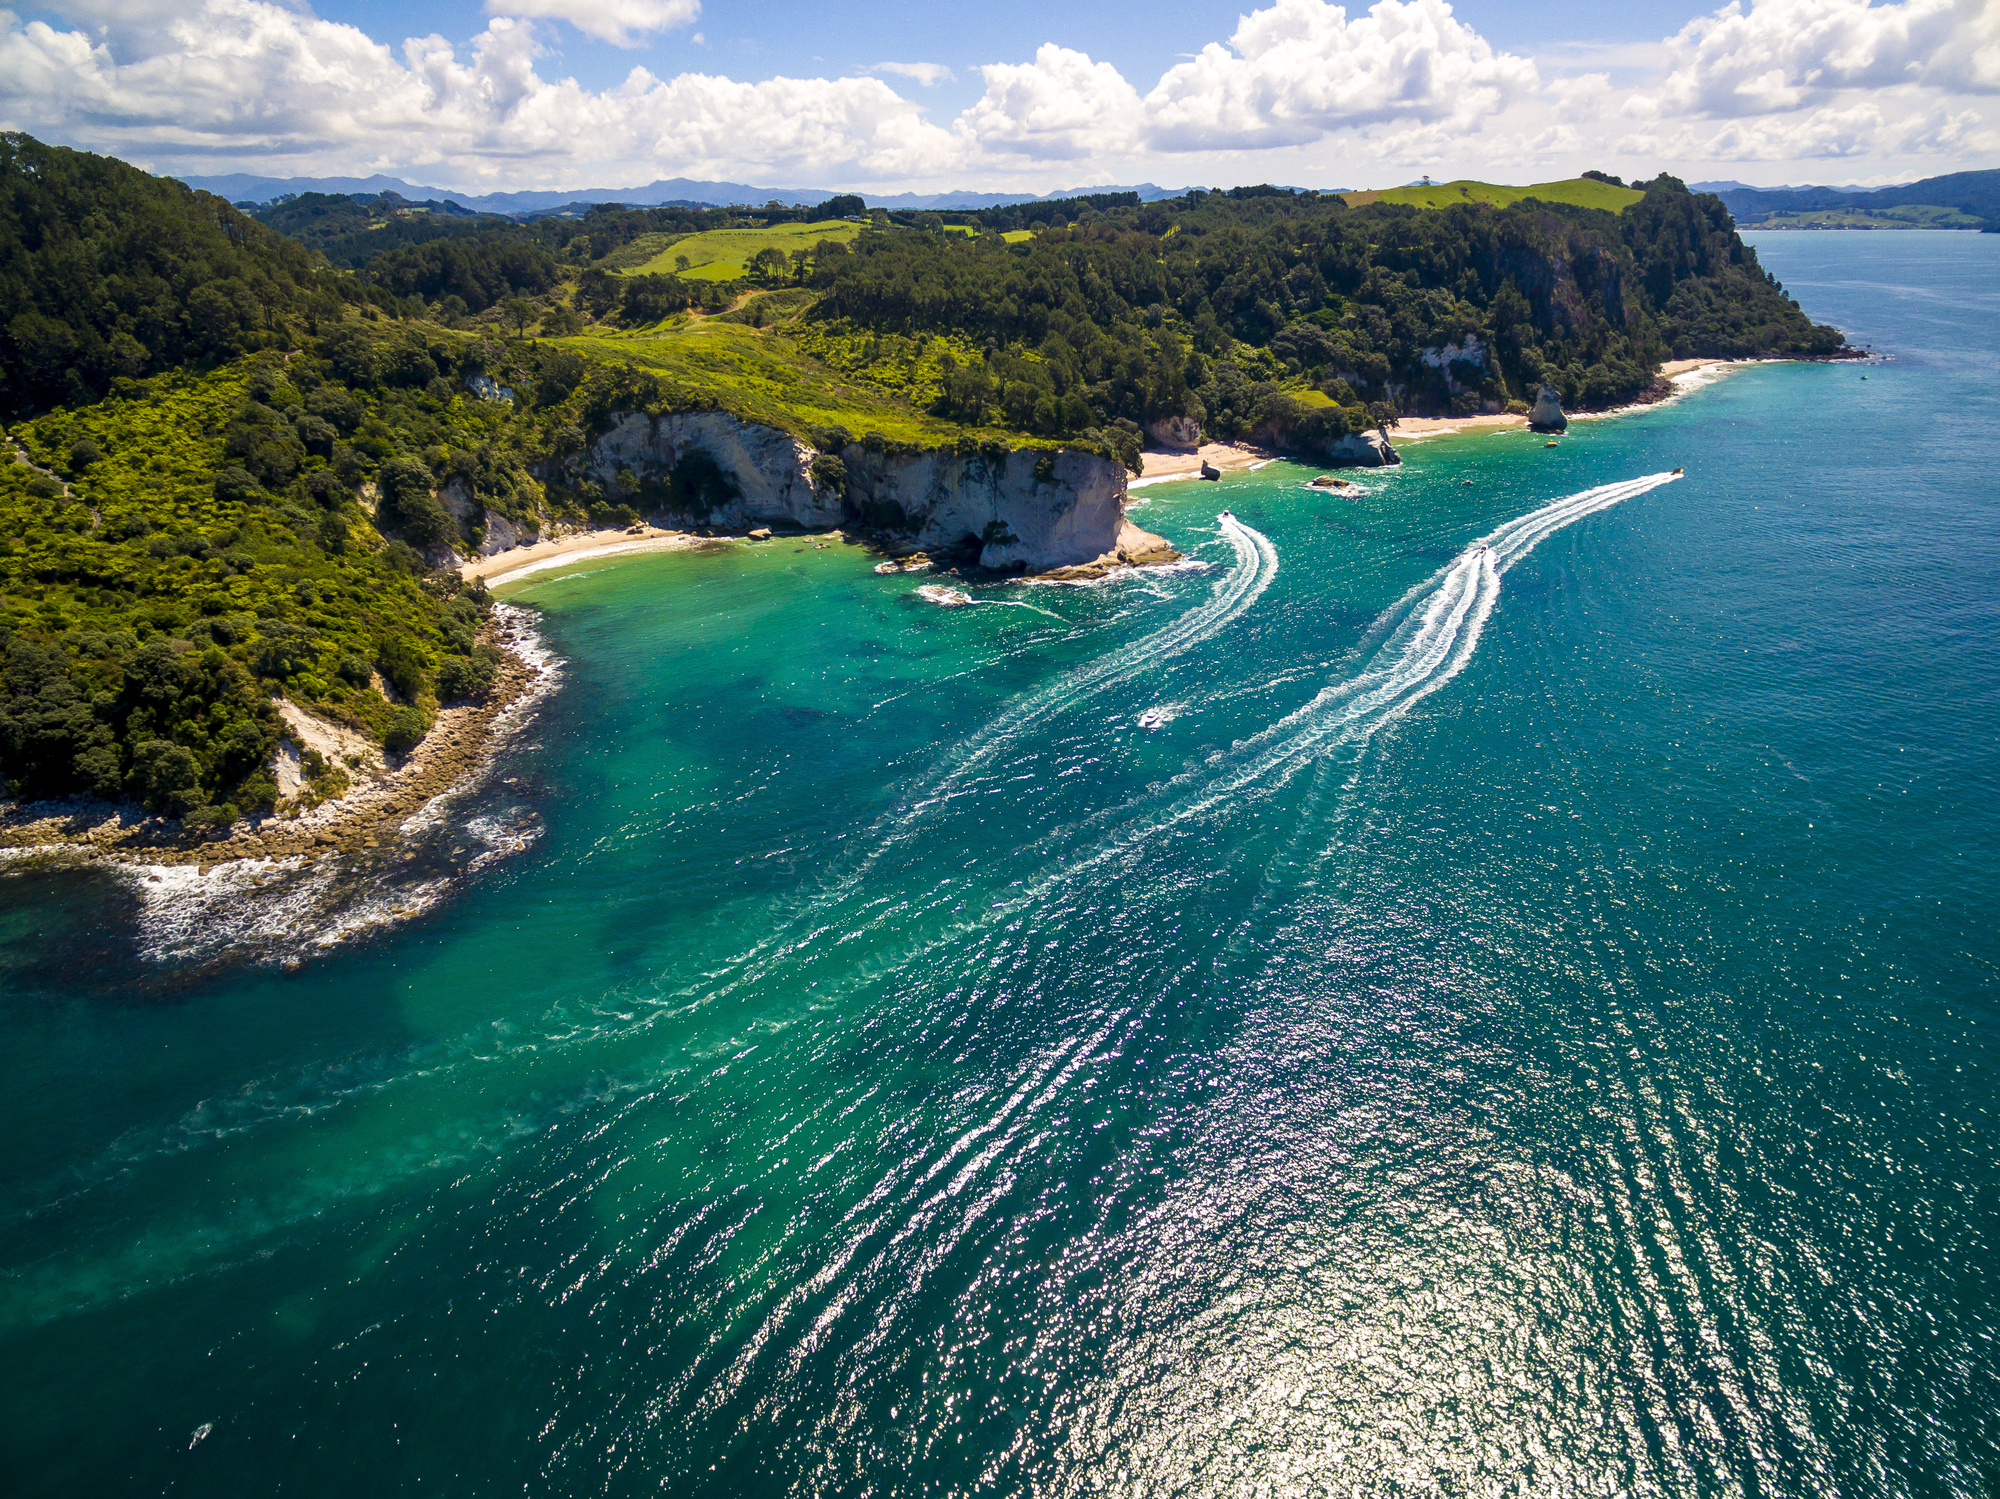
[
  {"x1": 1661, "y1": 358, "x2": 1736, "y2": 380},
  {"x1": 1129, "y1": 442, "x2": 1274, "y2": 488},
  {"x1": 1390, "y1": 413, "x2": 1529, "y2": 441},
  {"x1": 464, "y1": 526, "x2": 713, "y2": 586}
]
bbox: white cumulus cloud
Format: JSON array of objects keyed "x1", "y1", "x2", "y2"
[
  {"x1": 1648, "y1": 0, "x2": 2000, "y2": 118},
  {"x1": 1618, "y1": 94, "x2": 1992, "y2": 161},
  {"x1": 1143, "y1": 0, "x2": 1538, "y2": 150},
  {"x1": 0, "y1": 0, "x2": 1990, "y2": 190},
  {"x1": 958, "y1": 44, "x2": 1144, "y2": 158},
  {"x1": 0, "y1": 0, "x2": 957, "y2": 183}
]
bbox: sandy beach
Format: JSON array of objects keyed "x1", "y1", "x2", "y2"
[
  {"x1": 1359, "y1": 361, "x2": 1752, "y2": 446},
  {"x1": 1130, "y1": 441, "x2": 1275, "y2": 488},
  {"x1": 462, "y1": 524, "x2": 717, "y2": 586},
  {"x1": 1389, "y1": 412, "x2": 1529, "y2": 442},
  {"x1": 1660, "y1": 358, "x2": 1733, "y2": 380}
]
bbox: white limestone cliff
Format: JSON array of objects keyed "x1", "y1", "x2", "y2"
[{"x1": 552, "y1": 411, "x2": 1158, "y2": 572}]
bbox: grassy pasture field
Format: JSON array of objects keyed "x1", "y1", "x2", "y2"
[
  {"x1": 1340, "y1": 177, "x2": 1644, "y2": 214},
  {"x1": 1000, "y1": 229, "x2": 1036, "y2": 243},
  {"x1": 615, "y1": 219, "x2": 862, "y2": 280}
]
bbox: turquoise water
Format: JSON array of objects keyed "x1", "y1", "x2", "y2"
[{"x1": 3, "y1": 232, "x2": 1996, "y2": 1496}]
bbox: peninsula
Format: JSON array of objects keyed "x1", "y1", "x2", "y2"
[{"x1": 0, "y1": 134, "x2": 1845, "y2": 847}]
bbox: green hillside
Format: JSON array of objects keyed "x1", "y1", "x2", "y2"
[
  {"x1": 1343, "y1": 177, "x2": 1644, "y2": 214},
  {"x1": 550, "y1": 306, "x2": 1017, "y2": 449},
  {"x1": 617, "y1": 220, "x2": 861, "y2": 280},
  {"x1": 1, "y1": 133, "x2": 1848, "y2": 827},
  {"x1": 1715, "y1": 170, "x2": 2000, "y2": 230},
  {"x1": 1756, "y1": 204, "x2": 1985, "y2": 231}
]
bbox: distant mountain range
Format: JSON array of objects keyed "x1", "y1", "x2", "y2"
[
  {"x1": 187, "y1": 165, "x2": 2000, "y2": 229},
  {"x1": 1690, "y1": 181, "x2": 1887, "y2": 195},
  {"x1": 1694, "y1": 169, "x2": 1999, "y2": 230},
  {"x1": 176, "y1": 172, "x2": 1192, "y2": 215}
]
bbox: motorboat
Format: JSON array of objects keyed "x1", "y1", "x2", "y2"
[
  {"x1": 1671, "y1": 467, "x2": 1684, "y2": 475},
  {"x1": 1219, "y1": 509, "x2": 1233, "y2": 520}
]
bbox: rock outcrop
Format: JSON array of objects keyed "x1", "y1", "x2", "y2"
[
  {"x1": 1325, "y1": 431, "x2": 1401, "y2": 467},
  {"x1": 561, "y1": 410, "x2": 1158, "y2": 573},
  {"x1": 1146, "y1": 414, "x2": 1201, "y2": 450},
  {"x1": 478, "y1": 509, "x2": 528, "y2": 557},
  {"x1": 1528, "y1": 387, "x2": 1568, "y2": 432}
]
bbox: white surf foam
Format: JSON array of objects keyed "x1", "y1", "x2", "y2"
[{"x1": 122, "y1": 603, "x2": 561, "y2": 970}]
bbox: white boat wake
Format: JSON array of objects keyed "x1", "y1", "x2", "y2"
[
  {"x1": 898, "y1": 513, "x2": 1276, "y2": 817},
  {"x1": 1028, "y1": 472, "x2": 1684, "y2": 887},
  {"x1": 652, "y1": 512, "x2": 1279, "y2": 1001}
]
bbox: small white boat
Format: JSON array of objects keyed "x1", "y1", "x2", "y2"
[{"x1": 1137, "y1": 707, "x2": 1165, "y2": 729}]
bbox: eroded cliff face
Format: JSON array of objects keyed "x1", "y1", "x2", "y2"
[
  {"x1": 583, "y1": 412, "x2": 838, "y2": 528},
  {"x1": 837, "y1": 444, "x2": 1128, "y2": 571},
  {"x1": 558, "y1": 411, "x2": 1140, "y2": 572}
]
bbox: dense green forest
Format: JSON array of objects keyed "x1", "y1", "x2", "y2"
[
  {"x1": 0, "y1": 135, "x2": 664, "y2": 820},
  {"x1": 813, "y1": 178, "x2": 1843, "y2": 448},
  {"x1": 0, "y1": 132, "x2": 1844, "y2": 823},
  {"x1": 248, "y1": 190, "x2": 494, "y2": 266}
]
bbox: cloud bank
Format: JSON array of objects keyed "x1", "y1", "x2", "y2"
[{"x1": 0, "y1": 0, "x2": 1991, "y2": 189}]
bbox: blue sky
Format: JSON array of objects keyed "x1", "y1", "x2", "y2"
[
  {"x1": 298, "y1": 0, "x2": 1717, "y2": 105},
  {"x1": 1, "y1": 0, "x2": 1992, "y2": 192}
]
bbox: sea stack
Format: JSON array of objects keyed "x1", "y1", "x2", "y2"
[{"x1": 1528, "y1": 386, "x2": 1568, "y2": 432}]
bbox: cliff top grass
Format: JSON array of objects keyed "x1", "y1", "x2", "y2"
[
  {"x1": 1340, "y1": 177, "x2": 1644, "y2": 214},
  {"x1": 615, "y1": 220, "x2": 862, "y2": 280},
  {"x1": 546, "y1": 313, "x2": 1039, "y2": 451}
]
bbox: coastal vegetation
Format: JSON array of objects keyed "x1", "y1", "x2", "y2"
[{"x1": 0, "y1": 131, "x2": 1845, "y2": 824}]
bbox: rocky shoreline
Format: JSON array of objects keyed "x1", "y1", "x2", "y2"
[{"x1": 0, "y1": 615, "x2": 550, "y2": 873}]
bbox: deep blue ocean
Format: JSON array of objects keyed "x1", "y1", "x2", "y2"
[{"x1": 1, "y1": 231, "x2": 1995, "y2": 1496}]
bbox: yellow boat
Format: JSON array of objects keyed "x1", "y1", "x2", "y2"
[
  {"x1": 1672, "y1": 466, "x2": 1684, "y2": 475},
  {"x1": 1544, "y1": 441, "x2": 1558, "y2": 448}
]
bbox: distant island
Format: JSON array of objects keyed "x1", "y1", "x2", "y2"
[
  {"x1": 1698, "y1": 169, "x2": 2000, "y2": 232},
  {"x1": 1, "y1": 133, "x2": 1846, "y2": 853}
]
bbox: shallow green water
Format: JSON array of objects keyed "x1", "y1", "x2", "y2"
[{"x1": 2, "y1": 233, "x2": 1996, "y2": 1496}]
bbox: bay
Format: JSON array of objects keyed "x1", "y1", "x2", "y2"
[{"x1": 1, "y1": 231, "x2": 1995, "y2": 1496}]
